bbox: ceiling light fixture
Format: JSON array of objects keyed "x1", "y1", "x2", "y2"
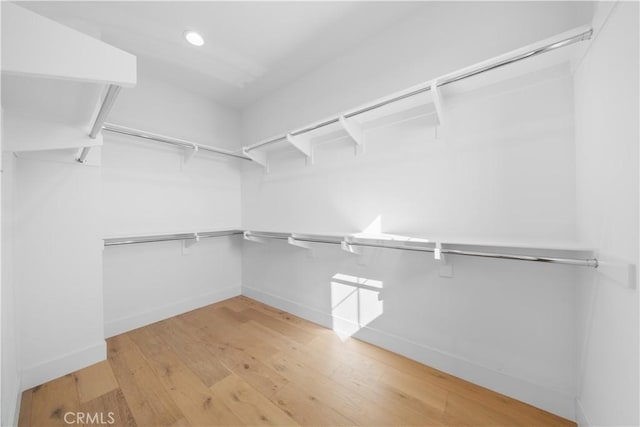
[{"x1": 184, "y1": 30, "x2": 204, "y2": 47}]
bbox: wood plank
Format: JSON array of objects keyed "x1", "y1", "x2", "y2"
[
  {"x1": 312, "y1": 332, "x2": 571, "y2": 426},
  {"x1": 443, "y1": 391, "x2": 529, "y2": 427},
  {"x1": 239, "y1": 308, "x2": 315, "y2": 344},
  {"x1": 73, "y1": 360, "x2": 119, "y2": 403},
  {"x1": 178, "y1": 307, "x2": 281, "y2": 367},
  {"x1": 30, "y1": 374, "x2": 80, "y2": 427},
  {"x1": 144, "y1": 319, "x2": 232, "y2": 387},
  {"x1": 107, "y1": 334, "x2": 184, "y2": 427},
  {"x1": 79, "y1": 389, "x2": 136, "y2": 427},
  {"x1": 270, "y1": 342, "x2": 445, "y2": 425},
  {"x1": 175, "y1": 315, "x2": 290, "y2": 399},
  {"x1": 269, "y1": 351, "x2": 443, "y2": 426},
  {"x1": 271, "y1": 382, "x2": 356, "y2": 426},
  {"x1": 18, "y1": 389, "x2": 33, "y2": 427},
  {"x1": 209, "y1": 374, "x2": 299, "y2": 426},
  {"x1": 134, "y1": 345, "x2": 243, "y2": 427},
  {"x1": 212, "y1": 306, "x2": 251, "y2": 323},
  {"x1": 305, "y1": 335, "x2": 451, "y2": 417},
  {"x1": 228, "y1": 297, "x2": 328, "y2": 334}
]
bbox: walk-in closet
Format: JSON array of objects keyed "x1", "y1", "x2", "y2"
[{"x1": 1, "y1": 1, "x2": 638, "y2": 426}]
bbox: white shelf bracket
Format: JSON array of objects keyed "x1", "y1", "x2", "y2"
[
  {"x1": 431, "y1": 81, "x2": 447, "y2": 141},
  {"x1": 288, "y1": 237, "x2": 316, "y2": 258},
  {"x1": 339, "y1": 116, "x2": 365, "y2": 155},
  {"x1": 341, "y1": 241, "x2": 361, "y2": 255},
  {"x1": 434, "y1": 242, "x2": 446, "y2": 263},
  {"x1": 243, "y1": 231, "x2": 269, "y2": 244},
  {"x1": 187, "y1": 144, "x2": 199, "y2": 162},
  {"x1": 286, "y1": 134, "x2": 314, "y2": 165},
  {"x1": 434, "y1": 242, "x2": 453, "y2": 277},
  {"x1": 183, "y1": 144, "x2": 199, "y2": 166},
  {"x1": 596, "y1": 255, "x2": 637, "y2": 289},
  {"x1": 242, "y1": 147, "x2": 269, "y2": 172},
  {"x1": 182, "y1": 233, "x2": 200, "y2": 255},
  {"x1": 341, "y1": 241, "x2": 372, "y2": 266}
]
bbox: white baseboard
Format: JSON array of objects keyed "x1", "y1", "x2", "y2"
[
  {"x1": 104, "y1": 285, "x2": 241, "y2": 338},
  {"x1": 2, "y1": 381, "x2": 22, "y2": 427},
  {"x1": 21, "y1": 341, "x2": 106, "y2": 390},
  {"x1": 575, "y1": 398, "x2": 592, "y2": 427},
  {"x1": 242, "y1": 285, "x2": 576, "y2": 421}
]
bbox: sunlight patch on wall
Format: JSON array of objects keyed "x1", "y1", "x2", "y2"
[{"x1": 331, "y1": 273, "x2": 383, "y2": 340}]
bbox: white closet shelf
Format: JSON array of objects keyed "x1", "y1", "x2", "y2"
[
  {"x1": 344, "y1": 233, "x2": 597, "y2": 266},
  {"x1": 102, "y1": 123, "x2": 251, "y2": 162},
  {"x1": 243, "y1": 229, "x2": 599, "y2": 269},
  {"x1": 104, "y1": 229, "x2": 243, "y2": 246},
  {"x1": 242, "y1": 25, "x2": 592, "y2": 169},
  {"x1": 1, "y1": 3, "x2": 136, "y2": 155}
]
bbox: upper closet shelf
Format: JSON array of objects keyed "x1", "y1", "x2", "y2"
[
  {"x1": 104, "y1": 229, "x2": 243, "y2": 246},
  {"x1": 243, "y1": 230, "x2": 600, "y2": 269},
  {"x1": 242, "y1": 25, "x2": 592, "y2": 169},
  {"x1": 102, "y1": 123, "x2": 252, "y2": 162},
  {"x1": 1, "y1": 3, "x2": 136, "y2": 155}
]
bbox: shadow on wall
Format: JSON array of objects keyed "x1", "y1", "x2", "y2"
[{"x1": 331, "y1": 273, "x2": 384, "y2": 340}]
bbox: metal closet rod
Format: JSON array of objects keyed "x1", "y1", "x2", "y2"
[
  {"x1": 342, "y1": 241, "x2": 598, "y2": 268},
  {"x1": 256, "y1": 234, "x2": 599, "y2": 268},
  {"x1": 245, "y1": 28, "x2": 593, "y2": 153},
  {"x1": 104, "y1": 230, "x2": 243, "y2": 246},
  {"x1": 102, "y1": 123, "x2": 252, "y2": 161}
]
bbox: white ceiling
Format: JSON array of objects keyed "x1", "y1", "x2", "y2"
[{"x1": 19, "y1": 1, "x2": 424, "y2": 109}]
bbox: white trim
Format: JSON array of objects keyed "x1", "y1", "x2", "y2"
[
  {"x1": 242, "y1": 285, "x2": 576, "y2": 421},
  {"x1": 575, "y1": 398, "x2": 593, "y2": 427},
  {"x1": 104, "y1": 285, "x2": 241, "y2": 338},
  {"x1": 3, "y1": 389, "x2": 22, "y2": 427},
  {"x1": 21, "y1": 341, "x2": 106, "y2": 390}
]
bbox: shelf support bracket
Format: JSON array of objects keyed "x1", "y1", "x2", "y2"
[
  {"x1": 434, "y1": 242, "x2": 446, "y2": 263},
  {"x1": 182, "y1": 233, "x2": 200, "y2": 255},
  {"x1": 242, "y1": 147, "x2": 269, "y2": 172},
  {"x1": 288, "y1": 237, "x2": 316, "y2": 258},
  {"x1": 243, "y1": 231, "x2": 269, "y2": 244},
  {"x1": 183, "y1": 143, "x2": 199, "y2": 166},
  {"x1": 339, "y1": 116, "x2": 365, "y2": 155},
  {"x1": 286, "y1": 133, "x2": 314, "y2": 165},
  {"x1": 434, "y1": 242, "x2": 453, "y2": 277},
  {"x1": 341, "y1": 241, "x2": 372, "y2": 266},
  {"x1": 431, "y1": 81, "x2": 447, "y2": 141}
]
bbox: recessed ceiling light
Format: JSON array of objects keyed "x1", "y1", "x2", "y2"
[{"x1": 184, "y1": 30, "x2": 204, "y2": 47}]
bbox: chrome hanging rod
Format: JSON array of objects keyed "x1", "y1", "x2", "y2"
[
  {"x1": 283, "y1": 235, "x2": 598, "y2": 268},
  {"x1": 103, "y1": 123, "x2": 252, "y2": 161},
  {"x1": 244, "y1": 27, "x2": 592, "y2": 153},
  {"x1": 104, "y1": 230, "x2": 243, "y2": 246},
  {"x1": 343, "y1": 241, "x2": 598, "y2": 268}
]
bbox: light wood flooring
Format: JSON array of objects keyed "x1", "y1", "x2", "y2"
[{"x1": 18, "y1": 296, "x2": 575, "y2": 426}]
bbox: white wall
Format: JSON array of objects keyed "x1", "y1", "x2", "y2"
[
  {"x1": 1, "y1": 152, "x2": 21, "y2": 427},
  {"x1": 574, "y1": 2, "x2": 639, "y2": 426},
  {"x1": 12, "y1": 149, "x2": 104, "y2": 390},
  {"x1": 241, "y1": 2, "x2": 594, "y2": 421},
  {"x1": 102, "y1": 67, "x2": 244, "y2": 337}
]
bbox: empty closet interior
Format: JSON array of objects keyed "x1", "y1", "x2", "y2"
[{"x1": 1, "y1": 1, "x2": 638, "y2": 426}]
